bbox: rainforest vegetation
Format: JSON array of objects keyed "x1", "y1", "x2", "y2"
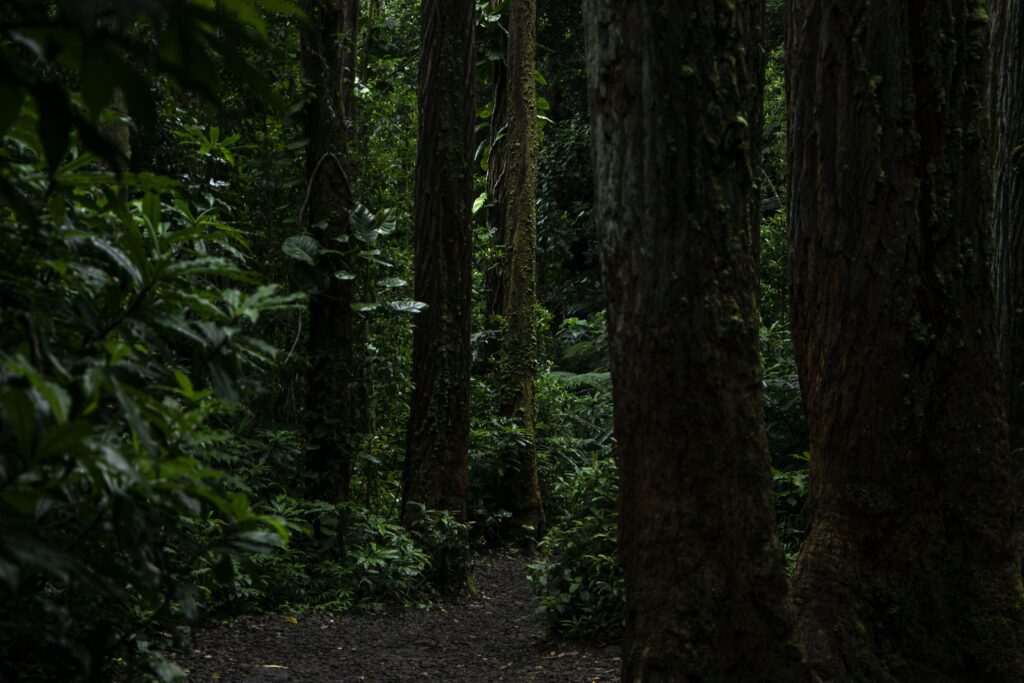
[{"x1": 0, "y1": 0, "x2": 1021, "y2": 681}]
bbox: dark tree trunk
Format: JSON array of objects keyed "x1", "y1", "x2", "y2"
[
  {"x1": 496, "y1": 0, "x2": 544, "y2": 545},
  {"x1": 301, "y1": 0, "x2": 359, "y2": 502},
  {"x1": 584, "y1": 2, "x2": 810, "y2": 681},
  {"x1": 992, "y1": 0, "x2": 1024, "y2": 453},
  {"x1": 787, "y1": 1, "x2": 1024, "y2": 680},
  {"x1": 402, "y1": 0, "x2": 476, "y2": 527}
]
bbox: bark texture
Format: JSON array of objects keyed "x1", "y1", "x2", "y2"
[
  {"x1": 787, "y1": 2, "x2": 1024, "y2": 680},
  {"x1": 301, "y1": 0, "x2": 359, "y2": 502},
  {"x1": 496, "y1": 0, "x2": 544, "y2": 543},
  {"x1": 584, "y1": 2, "x2": 810, "y2": 681},
  {"x1": 992, "y1": 0, "x2": 1024, "y2": 452},
  {"x1": 402, "y1": 0, "x2": 476, "y2": 526}
]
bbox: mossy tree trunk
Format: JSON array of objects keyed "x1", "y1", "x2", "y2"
[
  {"x1": 992, "y1": 0, "x2": 1024, "y2": 453},
  {"x1": 787, "y1": 1, "x2": 1024, "y2": 679},
  {"x1": 584, "y1": 2, "x2": 811, "y2": 681},
  {"x1": 301, "y1": 0, "x2": 359, "y2": 502},
  {"x1": 496, "y1": 0, "x2": 544, "y2": 544},
  {"x1": 402, "y1": 0, "x2": 476, "y2": 531}
]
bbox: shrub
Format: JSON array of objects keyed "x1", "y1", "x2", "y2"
[
  {"x1": 528, "y1": 456, "x2": 624, "y2": 640},
  {"x1": 0, "y1": 103, "x2": 296, "y2": 680}
]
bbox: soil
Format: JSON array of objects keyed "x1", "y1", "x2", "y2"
[{"x1": 176, "y1": 555, "x2": 621, "y2": 682}]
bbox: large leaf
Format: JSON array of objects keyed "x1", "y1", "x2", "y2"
[{"x1": 282, "y1": 234, "x2": 320, "y2": 264}]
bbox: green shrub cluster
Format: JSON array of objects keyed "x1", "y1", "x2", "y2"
[
  {"x1": 0, "y1": 105, "x2": 297, "y2": 680},
  {"x1": 528, "y1": 455, "x2": 623, "y2": 640}
]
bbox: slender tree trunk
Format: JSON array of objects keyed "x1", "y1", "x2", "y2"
[
  {"x1": 992, "y1": 0, "x2": 1024, "y2": 453},
  {"x1": 402, "y1": 0, "x2": 476, "y2": 530},
  {"x1": 787, "y1": 2, "x2": 1024, "y2": 680},
  {"x1": 301, "y1": 0, "x2": 359, "y2": 502},
  {"x1": 584, "y1": 2, "x2": 810, "y2": 681},
  {"x1": 496, "y1": 0, "x2": 544, "y2": 545}
]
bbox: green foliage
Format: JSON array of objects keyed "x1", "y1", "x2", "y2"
[
  {"x1": 528, "y1": 456, "x2": 623, "y2": 640},
  {"x1": 773, "y1": 452, "x2": 810, "y2": 571},
  {"x1": 0, "y1": 101, "x2": 296, "y2": 679},
  {"x1": 760, "y1": 44, "x2": 789, "y2": 325},
  {"x1": 221, "y1": 499, "x2": 452, "y2": 613},
  {"x1": 524, "y1": 313, "x2": 622, "y2": 640},
  {"x1": 0, "y1": 0, "x2": 814, "y2": 673},
  {"x1": 762, "y1": 322, "x2": 809, "y2": 461},
  {"x1": 0, "y1": 0, "x2": 300, "y2": 175}
]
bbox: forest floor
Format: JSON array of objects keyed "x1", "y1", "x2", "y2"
[{"x1": 177, "y1": 554, "x2": 621, "y2": 682}]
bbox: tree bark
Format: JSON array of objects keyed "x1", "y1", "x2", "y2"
[
  {"x1": 301, "y1": 0, "x2": 359, "y2": 502},
  {"x1": 787, "y1": 1, "x2": 1024, "y2": 680},
  {"x1": 584, "y1": 2, "x2": 810, "y2": 680},
  {"x1": 992, "y1": 0, "x2": 1024, "y2": 453},
  {"x1": 402, "y1": 0, "x2": 476, "y2": 528},
  {"x1": 496, "y1": 0, "x2": 544, "y2": 544}
]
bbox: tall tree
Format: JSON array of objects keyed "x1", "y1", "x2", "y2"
[
  {"x1": 584, "y1": 2, "x2": 810, "y2": 680},
  {"x1": 787, "y1": 1, "x2": 1024, "y2": 679},
  {"x1": 301, "y1": 0, "x2": 360, "y2": 502},
  {"x1": 496, "y1": 0, "x2": 544, "y2": 542},
  {"x1": 992, "y1": 0, "x2": 1024, "y2": 453},
  {"x1": 402, "y1": 0, "x2": 476, "y2": 527}
]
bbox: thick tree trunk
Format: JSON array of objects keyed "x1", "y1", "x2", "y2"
[
  {"x1": 402, "y1": 0, "x2": 476, "y2": 528},
  {"x1": 496, "y1": 0, "x2": 544, "y2": 544},
  {"x1": 301, "y1": 0, "x2": 359, "y2": 502},
  {"x1": 584, "y1": 2, "x2": 810, "y2": 681},
  {"x1": 992, "y1": 0, "x2": 1024, "y2": 453},
  {"x1": 787, "y1": 2, "x2": 1024, "y2": 680}
]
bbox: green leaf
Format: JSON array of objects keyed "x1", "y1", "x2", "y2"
[
  {"x1": 0, "y1": 390, "x2": 35, "y2": 457},
  {"x1": 87, "y1": 236, "x2": 145, "y2": 288},
  {"x1": 282, "y1": 234, "x2": 320, "y2": 264},
  {"x1": 142, "y1": 192, "x2": 162, "y2": 229},
  {"x1": 389, "y1": 300, "x2": 428, "y2": 314},
  {"x1": 36, "y1": 420, "x2": 93, "y2": 460},
  {"x1": 473, "y1": 192, "x2": 488, "y2": 215}
]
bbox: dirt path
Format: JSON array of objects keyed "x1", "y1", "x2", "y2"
[{"x1": 178, "y1": 555, "x2": 621, "y2": 682}]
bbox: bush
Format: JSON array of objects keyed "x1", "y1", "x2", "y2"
[
  {"x1": 0, "y1": 106, "x2": 298, "y2": 680},
  {"x1": 528, "y1": 456, "x2": 624, "y2": 640},
  {"x1": 200, "y1": 499, "x2": 469, "y2": 614}
]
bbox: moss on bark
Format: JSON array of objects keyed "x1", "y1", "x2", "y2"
[{"x1": 496, "y1": 0, "x2": 544, "y2": 545}]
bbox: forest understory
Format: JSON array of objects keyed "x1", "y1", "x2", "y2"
[{"x1": 2, "y1": 0, "x2": 1022, "y2": 681}]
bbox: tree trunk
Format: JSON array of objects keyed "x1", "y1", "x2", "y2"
[
  {"x1": 402, "y1": 0, "x2": 476, "y2": 529},
  {"x1": 584, "y1": 2, "x2": 810, "y2": 681},
  {"x1": 496, "y1": 0, "x2": 544, "y2": 544},
  {"x1": 301, "y1": 0, "x2": 359, "y2": 502},
  {"x1": 787, "y1": 1, "x2": 1024, "y2": 680},
  {"x1": 992, "y1": 0, "x2": 1024, "y2": 453}
]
